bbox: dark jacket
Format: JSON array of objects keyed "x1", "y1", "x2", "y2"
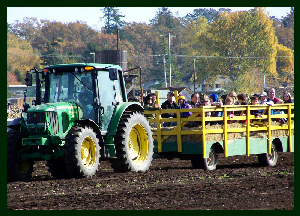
[{"x1": 161, "y1": 100, "x2": 179, "y2": 118}]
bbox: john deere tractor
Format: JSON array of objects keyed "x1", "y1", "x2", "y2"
[{"x1": 7, "y1": 63, "x2": 153, "y2": 181}]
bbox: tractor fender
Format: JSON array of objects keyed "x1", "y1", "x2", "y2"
[
  {"x1": 75, "y1": 119, "x2": 102, "y2": 138},
  {"x1": 108, "y1": 102, "x2": 144, "y2": 136}
]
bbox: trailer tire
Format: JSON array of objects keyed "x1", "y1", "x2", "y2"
[
  {"x1": 65, "y1": 126, "x2": 100, "y2": 178},
  {"x1": 7, "y1": 129, "x2": 33, "y2": 182},
  {"x1": 191, "y1": 147, "x2": 217, "y2": 171},
  {"x1": 257, "y1": 143, "x2": 278, "y2": 167},
  {"x1": 111, "y1": 111, "x2": 153, "y2": 173}
]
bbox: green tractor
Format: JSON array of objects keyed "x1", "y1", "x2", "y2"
[{"x1": 7, "y1": 63, "x2": 153, "y2": 181}]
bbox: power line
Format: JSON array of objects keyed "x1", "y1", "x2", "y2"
[{"x1": 174, "y1": 55, "x2": 294, "y2": 59}]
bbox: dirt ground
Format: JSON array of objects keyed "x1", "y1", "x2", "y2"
[{"x1": 7, "y1": 152, "x2": 294, "y2": 210}]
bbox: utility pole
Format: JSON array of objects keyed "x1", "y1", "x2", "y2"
[
  {"x1": 161, "y1": 54, "x2": 167, "y2": 87},
  {"x1": 263, "y1": 64, "x2": 265, "y2": 89},
  {"x1": 151, "y1": 54, "x2": 168, "y2": 87},
  {"x1": 168, "y1": 33, "x2": 171, "y2": 87},
  {"x1": 167, "y1": 33, "x2": 176, "y2": 87},
  {"x1": 90, "y1": 53, "x2": 95, "y2": 63},
  {"x1": 117, "y1": 29, "x2": 120, "y2": 50},
  {"x1": 160, "y1": 33, "x2": 175, "y2": 87}
]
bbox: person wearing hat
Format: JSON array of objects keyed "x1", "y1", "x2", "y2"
[
  {"x1": 259, "y1": 91, "x2": 273, "y2": 106},
  {"x1": 161, "y1": 91, "x2": 179, "y2": 126},
  {"x1": 210, "y1": 94, "x2": 222, "y2": 125},
  {"x1": 178, "y1": 94, "x2": 192, "y2": 118}
]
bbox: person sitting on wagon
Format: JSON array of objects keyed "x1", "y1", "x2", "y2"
[
  {"x1": 225, "y1": 97, "x2": 234, "y2": 124},
  {"x1": 178, "y1": 94, "x2": 194, "y2": 127},
  {"x1": 259, "y1": 91, "x2": 273, "y2": 106},
  {"x1": 161, "y1": 91, "x2": 179, "y2": 127},
  {"x1": 250, "y1": 96, "x2": 263, "y2": 118},
  {"x1": 190, "y1": 93, "x2": 200, "y2": 108},
  {"x1": 283, "y1": 91, "x2": 292, "y2": 104},
  {"x1": 268, "y1": 88, "x2": 283, "y2": 104},
  {"x1": 209, "y1": 94, "x2": 222, "y2": 125}
]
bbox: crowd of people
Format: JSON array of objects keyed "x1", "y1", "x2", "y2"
[{"x1": 143, "y1": 88, "x2": 294, "y2": 127}]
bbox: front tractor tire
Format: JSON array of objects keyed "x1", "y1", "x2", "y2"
[
  {"x1": 65, "y1": 126, "x2": 100, "y2": 178},
  {"x1": 7, "y1": 129, "x2": 34, "y2": 182},
  {"x1": 111, "y1": 111, "x2": 154, "y2": 173}
]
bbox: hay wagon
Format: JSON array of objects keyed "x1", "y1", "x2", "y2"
[{"x1": 144, "y1": 92, "x2": 294, "y2": 170}]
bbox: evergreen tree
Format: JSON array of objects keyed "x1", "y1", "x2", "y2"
[
  {"x1": 150, "y1": 7, "x2": 179, "y2": 30},
  {"x1": 100, "y1": 7, "x2": 125, "y2": 34},
  {"x1": 282, "y1": 7, "x2": 294, "y2": 29},
  {"x1": 14, "y1": 69, "x2": 23, "y2": 83}
]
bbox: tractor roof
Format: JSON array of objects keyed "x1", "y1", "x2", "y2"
[{"x1": 44, "y1": 63, "x2": 123, "y2": 71}]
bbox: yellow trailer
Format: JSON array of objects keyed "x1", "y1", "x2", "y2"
[{"x1": 144, "y1": 92, "x2": 294, "y2": 170}]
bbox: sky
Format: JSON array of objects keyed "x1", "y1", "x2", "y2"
[{"x1": 7, "y1": 7, "x2": 292, "y2": 31}]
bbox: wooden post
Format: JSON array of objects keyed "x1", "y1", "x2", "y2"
[
  {"x1": 157, "y1": 109, "x2": 162, "y2": 152},
  {"x1": 202, "y1": 107, "x2": 206, "y2": 158},
  {"x1": 176, "y1": 109, "x2": 182, "y2": 152},
  {"x1": 288, "y1": 104, "x2": 292, "y2": 152},
  {"x1": 246, "y1": 106, "x2": 250, "y2": 156},
  {"x1": 223, "y1": 106, "x2": 228, "y2": 157},
  {"x1": 268, "y1": 105, "x2": 272, "y2": 154}
]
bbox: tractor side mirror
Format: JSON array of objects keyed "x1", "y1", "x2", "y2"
[
  {"x1": 25, "y1": 72, "x2": 32, "y2": 86},
  {"x1": 109, "y1": 68, "x2": 118, "y2": 80}
]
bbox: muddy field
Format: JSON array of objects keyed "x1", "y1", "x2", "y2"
[{"x1": 7, "y1": 152, "x2": 294, "y2": 210}]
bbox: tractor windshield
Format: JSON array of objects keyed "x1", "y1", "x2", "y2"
[
  {"x1": 49, "y1": 72, "x2": 93, "y2": 103},
  {"x1": 48, "y1": 72, "x2": 95, "y2": 119}
]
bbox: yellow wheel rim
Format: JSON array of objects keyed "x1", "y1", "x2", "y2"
[
  {"x1": 128, "y1": 123, "x2": 149, "y2": 167},
  {"x1": 81, "y1": 136, "x2": 97, "y2": 170}
]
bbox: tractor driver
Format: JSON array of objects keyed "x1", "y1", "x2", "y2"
[{"x1": 79, "y1": 77, "x2": 94, "y2": 118}]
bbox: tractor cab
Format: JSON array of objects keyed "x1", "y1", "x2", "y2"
[{"x1": 42, "y1": 63, "x2": 126, "y2": 131}]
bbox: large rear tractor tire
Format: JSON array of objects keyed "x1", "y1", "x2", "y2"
[
  {"x1": 65, "y1": 126, "x2": 100, "y2": 178},
  {"x1": 7, "y1": 129, "x2": 34, "y2": 182},
  {"x1": 111, "y1": 111, "x2": 153, "y2": 173}
]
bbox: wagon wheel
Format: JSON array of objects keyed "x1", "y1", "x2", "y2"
[
  {"x1": 191, "y1": 147, "x2": 217, "y2": 171},
  {"x1": 257, "y1": 143, "x2": 278, "y2": 166}
]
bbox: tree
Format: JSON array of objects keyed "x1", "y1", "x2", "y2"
[
  {"x1": 122, "y1": 23, "x2": 161, "y2": 83},
  {"x1": 150, "y1": 7, "x2": 181, "y2": 31},
  {"x1": 183, "y1": 8, "x2": 231, "y2": 24},
  {"x1": 100, "y1": 7, "x2": 125, "y2": 34},
  {"x1": 271, "y1": 8, "x2": 294, "y2": 50},
  {"x1": 7, "y1": 33, "x2": 40, "y2": 85},
  {"x1": 282, "y1": 7, "x2": 294, "y2": 29},
  {"x1": 14, "y1": 69, "x2": 23, "y2": 83},
  {"x1": 276, "y1": 44, "x2": 294, "y2": 86},
  {"x1": 7, "y1": 73, "x2": 20, "y2": 86},
  {"x1": 201, "y1": 8, "x2": 278, "y2": 81}
]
